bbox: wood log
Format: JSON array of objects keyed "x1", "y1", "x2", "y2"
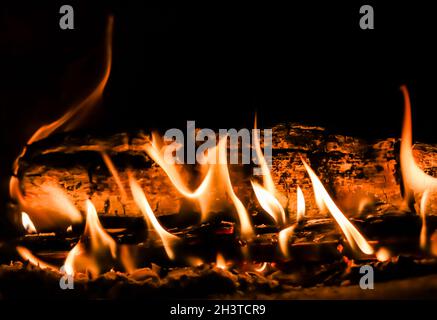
[{"x1": 14, "y1": 123, "x2": 437, "y2": 226}]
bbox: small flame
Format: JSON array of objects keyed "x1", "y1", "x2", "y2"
[
  {"x1": 302, "y1": 158, "x2": 374, "y2": 255},
  {"x1": 63, "y1": 200, "x2": 117, "y2": 277},
  {"x1": 17, "y1": 246, "x2": 57, "y2": 270},
  {"x1": 296, "y1": 186, "x2": 305, "y2": 223},
  {"x1": 215, "y1": 253, "x2": 227, "y2": 270},
  {"x1": 420, "y1": 190, "x2": 430, "y2": 251},
  {"x1": 400, "y1": 86, "x2": 437, "y2": 208},
  {"x1": 129, "y1": 176, "x2": 179, "y2": 260},
  {"x1": 278, "y1": 225, "x2": 295, "y2": 258},
  {"x1": 21, "y1": 212, "x2": 37, "y2": 234},
  {"x1": 251, "y1": 181, "x2": 286, "y2": 224},
  {"x1": 101, "y1": 151, "x2": 128, "y2": 201}
]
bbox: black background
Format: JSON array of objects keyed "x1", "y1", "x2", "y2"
[{"x1": 1, "y1": 2, "x2": 437, "y2": 233}]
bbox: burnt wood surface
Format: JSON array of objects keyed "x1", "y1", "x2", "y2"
[{"x1": 14, "y1": 123, "x2": 437, "y2": 227}]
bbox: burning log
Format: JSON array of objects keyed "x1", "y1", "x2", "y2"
[{"x1": 13, "y1": 123, "x2": 437, "y2": 222}]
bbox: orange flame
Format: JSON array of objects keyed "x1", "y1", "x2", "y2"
[
  {"x1": 17, "y1": 246, "x2": 57, "y2": 271},
  {"x1": 215, "y1": 253, "x2": 227, "y2": 270},
  {"x1": 400, "y1": 86, "x2": 437, "y2": 208},
  {"x1": 129, "y1": 176, "x2": 179, "y2": 260},
  {"x1": 278, "y1": 225, "x2": 295, "y2": 258},
  {"x1": 13, "y1": 183, "x2": 82, "y2": 230},
  {"x1": 10, "y1": 16, "x2": 113, "y2": 229},
  {"x1": 21, "y1": 212, "x2": 37, "y2": 234},
  {"x1": 251, "y1": 181, "x2": 286, "y2": 224},
  {"x1": 251, "y1": 115, "x2": 286, "y2": 224},
  {"x1": 63, "y1": 200, "x2": 116, "y2": 277},
  {"x1": 101, "y1": 151, "x2": 128, "y2": 201},
  {"x1": 420, "y1": 189, "x2": 430, "y2": 251},
  {"x1": 302, "y1": 158, "x2": 374, "y2": 255},
  {"x1": 296, "y1": 186, "x2": 305, "y2": 223},
  {"x1": 145, "y1": 133, "x2": 254, "y2": 238}
]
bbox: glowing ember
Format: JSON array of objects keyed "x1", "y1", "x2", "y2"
[
  {"x1": 21, "y1": 212, "x2": 37, "y2": 234},
  {"x1": 400, "y1": 85, "x2": 437, "y2": 209},
  {"x1": 129, "y1": 175, "x2": 179, "y2": 260},
  {"x1": 278, "y1": 225, "x2": 295, "y2": 258},
  {"x1": 301, "y1": 157, "x2": 374, "y2": 255},
  {"x1": 215, "y1": 253, "x2": 227, "y2": 270},
  {"x1": 376, "y1": 247, "x2": 391, "y2": 262}
]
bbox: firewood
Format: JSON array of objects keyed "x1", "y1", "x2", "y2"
[{"x1": 14, "y1": 123, "x2": 437, "y2": 223}]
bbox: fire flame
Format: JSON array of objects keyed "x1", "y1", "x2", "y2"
[
  {"x1": 278, "y1": 225, "x2": 295, "y2": 258},
  {"x1": 215, "y1": 253, "x2": 227, "y2": 270},
  {"x1": 420, "y1": 189, "x2": 430, "y2": 251},
  {"x1": 400, "y1": 85, "x2": 437, "y2": 209},
  {"x1": 21, "y1": 212, "x2": 37, "y2": 234},
  {"x1": 9, "y1": 16, "x2": 113, "y2": 229},
  {"x1": 63, "y1": 200, "x2": 117, "y2": 277},
  {"x1": 302, "y1": 158, "x2": 374, "y2": 255},
  {"x1": 17, "y1": 246, "x2": 57, "y2": 271},
  {"x1": 145, "y1": 133, "x2": 254, "y2": 238},
  {"x1": 251, "y1": 115, "x2": 286, "y2": 225},
  {"x1": 129, "y1": 176, "x2": 179, "y2": 260},
  {"x1": 296, "y1": 186, "x2": 305, "y2": 223}
]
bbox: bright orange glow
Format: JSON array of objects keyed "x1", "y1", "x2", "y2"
[
  {"x1": 215, "y1": 253, "x2": 227, "y2": 270},
  {"x1": 376, "y1": 247, "x2": 391, "y2": 262},
  {"x1": 302, "y1": 158, "x2": 374, "y2": 255},
  {"x1": 63, "y1": 200, "x2": 116, "y2": 277},
  {"x1": 17, "y1": 246, "x2": 57, "y2": 270},
  {"x1": 251, "y1": 180, "x2": 286, "y2": 224},
  {"x1": 253, "y1": 262, "x2": 268, "y2": 273},
  {"x1": 101, "y1": 151, "x2": 128, "y2": 201},
  {"x1": 278, "y1": 225, "x2": 295, "y2": 258},
  {"x1": 400, "y1": 86, "x2": 437, "y2": 207},
  {"x1": 296, "y1": 186, "x2": 305, "y2": 223},
  {"x1": 420, "y1": 189, "x2": 429, "y2": 251},
  {"x1": 129, "y1": 176, "x2": 179, "y2": 260},
  {"x1": 21, "y1": 212, "x2": 37, "y2": 234},
  {"x1": 12, "y1": 183, "x2": 82, "y2": 230}
]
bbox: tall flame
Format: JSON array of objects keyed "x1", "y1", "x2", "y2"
[
  {"x1": 63, "y1": 200, "x2": 117, "y2": 277},
  {"x1": 129, "y1": 176, "x2": 179, "y2": 260},
  {"x1": 302, "y1": 158, "x2": 374, "y2": 255},
  {"x1": 9, "y1": 16, "x2": 113, "y2": 229},
  {"x1": 251, "y1": 115, "x2": 286, "y2": 224},
  {"x1": 21, "y1": 212, "x2": 37, "y2": 234},
  {"x1": 400, "y1": 85, "x2": 437, "y2": 208}
]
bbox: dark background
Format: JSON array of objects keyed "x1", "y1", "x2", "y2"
[{"x1": 1, "y1": 2, "x2": 437, "y2": 234}]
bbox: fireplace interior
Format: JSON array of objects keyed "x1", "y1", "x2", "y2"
[{"x1": 1, "y1": 2, "x2": 437, "y2": 301}]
